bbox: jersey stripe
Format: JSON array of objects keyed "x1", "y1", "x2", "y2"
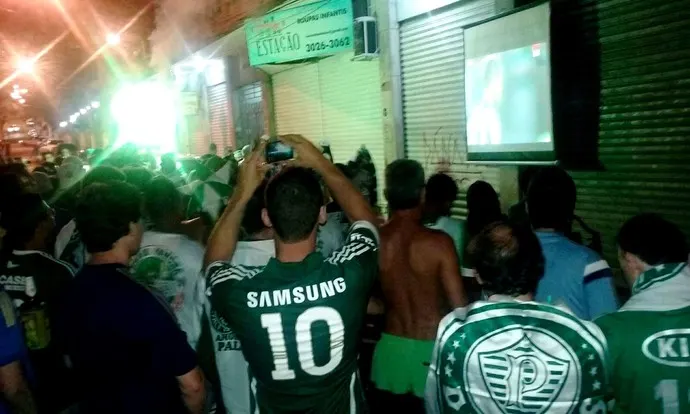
[
  {"x1": 207, "y1": 262, "x2": 263, "y2": 287},
  {"x1": 13, "y1": 249, "x2": 76, "y2": 276},
  {"x1": 350, "y1": 221, "x2": 380, "y2": 244},
  {"x1": 584, "y1": 259, "x2": 609, "y2": 277},
  {"x1": 325, "y1": 243, "x2": 373, "y2": 265},
  {"x1": 349, "y1": 371, "x2": 356, "y2": 414}
]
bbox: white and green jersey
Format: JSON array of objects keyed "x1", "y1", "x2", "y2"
[
  {"x1": 596, "y1": 263, "x2": 690, "y2": 414},
  {"x1": 426, "y1": 299, "x2": 610, "y2": 414}
]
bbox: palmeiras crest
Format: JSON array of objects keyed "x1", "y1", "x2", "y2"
[{"x1": 462, "y1": 326, "x2": 582, "y2": 414}]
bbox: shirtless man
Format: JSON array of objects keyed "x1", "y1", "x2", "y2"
[{"x1": 370, "y1": 159, "x2": 467, "y2": 412}]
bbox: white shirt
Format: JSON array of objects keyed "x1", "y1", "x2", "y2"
[
  {"x1": 204, "y1": 239, "x2": 275, "y2": 414},
  {"x1": 426, "y1": 216, "x2": 472, "y2": 277},
  {"x1": 130, "y1": 231, "x2": 205, "y2": 350}
]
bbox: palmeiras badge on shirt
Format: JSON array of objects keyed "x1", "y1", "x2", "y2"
[
  {"x1": 131, "y1": 246, "x2": 185, "y2": 311},
  {"x1": 438, "y1": 309, "x2": 608, "y2": 414}
]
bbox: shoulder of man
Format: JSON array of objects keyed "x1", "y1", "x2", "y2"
[
  {"x1": 206, "y1": 261, "x2": 266, "y2": 293},
  {"x1": 17, "y1": 250, "x2": 76, "y2": 278},
  {"x1": 324, "y1": 220, "x2": 379, "y2": 266}
]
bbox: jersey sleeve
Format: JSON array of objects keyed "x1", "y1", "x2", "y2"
[
  {"x1": 582, "y1": 257, "x2": 619, "y2": 319},
  {"x1": 325, "y1": 220, "x2": 379, "y2": 289},
  {"x1": 0, "y1": 291, "x2": 25, "y2": 367},
  {"x1": 206, "y1": 261, "x2": 263, "y2": 325}
]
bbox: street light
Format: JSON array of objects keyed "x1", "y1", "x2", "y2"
[
  {"x1": 17, "y1": 58, "x2": 34, "y2": 74},
  {"x1": 107, "y1": 33, "x2": 121, "y2": 45},
  {"x1": 59, "y1": 121, "x2": 68, "y2": 128}
]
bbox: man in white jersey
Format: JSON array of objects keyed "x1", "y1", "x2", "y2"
[
  {"x1": 203, "y1": 182, "x2": 275, "y2": 413},
  {"x1": 427, "y1": 220, "x2": 610, "y2": 413},
  {"x1": 130, "y1": 176, "x2": 205, "y2": 349},
  {"x1": 597, "y1": 214, "x2": 690, "y2": 414}
]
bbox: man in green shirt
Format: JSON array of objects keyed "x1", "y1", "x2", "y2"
[
  {"x1": 597, "y1": 213, "x2": 690, "y2": 414},
  {"x1": 204, "y1": 135, "x2": 379, "y2": 413}
]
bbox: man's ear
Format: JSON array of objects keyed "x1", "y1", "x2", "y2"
[
  {"x1": 318, "y1": 205, "x2": 327, "y2": 226},
  {"x1": 261, "y1": 208, "x2": 273, "y2": 229}
]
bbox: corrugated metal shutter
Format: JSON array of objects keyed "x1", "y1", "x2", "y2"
[
  {"x1": 318, "y1": 53, "x2": 386, "y2": 207},
  {"x1": 208, "y1": 82, "x2": 232, "y2": 154},
  {"x1": 561, "y1": 0, "x2": 690, "y2": 267},
  {"x1": 273, "y1": 53, "x2": 386, "y2": 206},
  {"x1": 274, "y1": 64, "x2": 324, "y2": 140},
  {"x1": 400, "y1": 0, "x2": 500, "y2": 218}
]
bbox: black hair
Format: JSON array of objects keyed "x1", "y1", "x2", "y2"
[
  {"x1": 518, "y1": 166, "x2": 541, "y2": 198},
  {"x1": 143, "y1": 176, "x2": 182, "y2": 223},
  {"x1": 82, "y1": 165, "x2": 126, "y2": 189},
  {"x1": 0, "y1": 193, "x2": 51, "y2": 250},
  {"x1": 466, "y1": 180, "x2": 503, "y2": 237},
  {"x1": 75, "y1": 182, "x2": 142, "y2": 253},
  {"x1": 426, "y1": 173, "x2": 459, "y2": 205},
  {"x1": 385, "y1": 159, "x2": 425, "y2": 211},
  {"x1": 123, "y1": 167, "x2": 155, "y2": 192},
  {"x1": 242, "y1": 181, "x2": 268, "y2": 237},
  {"x1": 468, "y1": 220, "x2": 545, "y2": 296},
  {"x1": 265, "y1": 167, "x2": 323, "y2": 243},
  {"x1": 617, "y1": 214, "x2": 688, "y2": 265},
  {"x1": 527, "y1": 166, "x2": 576, "y2": 231}
]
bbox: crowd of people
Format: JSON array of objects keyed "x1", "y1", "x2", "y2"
[{"x1": 0, "y1": 134, "x2": 687, "y2": 414}]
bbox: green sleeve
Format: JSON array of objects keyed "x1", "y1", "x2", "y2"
[{"x1": 324, "y1": 221, "x2": 379, "y2": 291}]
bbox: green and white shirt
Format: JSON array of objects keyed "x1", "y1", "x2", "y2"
[
  {"x1": 596, "y1": 263, "x2": 690, "y2": 414},
  {"x1": 207, "y1": 221, "x2": 379, "y2": 414},
  {"x1": 426, "y1": 299, "x2": 610, "y2": 414}
]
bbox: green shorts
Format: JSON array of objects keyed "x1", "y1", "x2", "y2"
[{"x1": 370, "y1": 333, "x2": 434, "y2": 398}]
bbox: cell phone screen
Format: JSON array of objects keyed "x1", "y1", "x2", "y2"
[{"x1": 266, "y1": 141, "x2": 294, "y2": 164}]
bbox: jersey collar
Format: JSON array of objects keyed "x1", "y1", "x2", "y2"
[{"x1": 632, "y1": 263, "x2": 686, "y2": 295}]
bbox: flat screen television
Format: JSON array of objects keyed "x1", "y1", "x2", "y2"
[{"x1": 465, "y1": 2, "x2": 554, "y2": 163}]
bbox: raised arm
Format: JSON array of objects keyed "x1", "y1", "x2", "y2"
[
  {"x1": 279, "y1": 134, "x2": 377, "y2": 225},
  {"x1": 204, "y1": 142, "x2": 267, "y2": 268},
  {"x1": 438, "y1": 235, "x2": 469, "y2": 309}
]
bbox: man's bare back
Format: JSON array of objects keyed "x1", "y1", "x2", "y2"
[{"x1": 379, "y1": 215, "x2": 467, "y2": 340}]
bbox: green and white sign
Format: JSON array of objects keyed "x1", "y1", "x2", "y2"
[{"x1": 245, "y1": 0, "x2": 354, "y2": 66}]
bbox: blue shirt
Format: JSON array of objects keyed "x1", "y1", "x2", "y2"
[
  {"x1": 57, "y1": 264, "x2": 197, "y2": 414},
  {"x1": 535, "y1": 231, "x2": 618, "y2": 320},
  {"x1": 0, "y1": 290, "x2": 32, "y2": 414}
]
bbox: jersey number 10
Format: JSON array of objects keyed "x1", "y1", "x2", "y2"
[{"x1": 261, "y1": 306, "x2": 345, "y2": 380}]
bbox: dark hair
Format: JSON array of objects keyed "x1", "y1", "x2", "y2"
[
  {"x1": 143, "y1": 176, "x2": 182, "y2": 223},
  {"x1": 82, "y1": 166, "x2": 126, "y2": 189},
  {"x1": 466, "y1": 180, "x2": 502, "y2": 237},
  {"x1": 265, "y1": 167, "x2": 323, "y2": 243},
  {"x1": 242, "y1": 181, "x2": 268, "y2": 237},
  {"x1": 385, "y1": 159, "x2": 425, "y2": 211},
  {"x1": 468, "y1": 220, "x2": 545, "y2": 296},
  {"x1": 426, "y1": 173, "x2": 458, "y2": 205},
  {"x1": 0, "y1": 193, "x2": 51, "y2": 250},
  {"x1": 527, "y1": 166, "x2": 576, "y2": 231},
  {"x1": 518, "y1": 166, "x2": 541, "y2": 198},
  {"x1": 617, "y1": 214, "x2": 688, "y2": 265},
  {"x1": 123, "y1": 167, "x2": 155, "y2": 192},
  {"x1": 75, "y1": 182, "x2": 142, "y2": 253}
]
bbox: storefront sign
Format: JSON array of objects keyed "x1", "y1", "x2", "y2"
[{"x1": 245, "y1": 0, "x2": 354, "y2": 66}]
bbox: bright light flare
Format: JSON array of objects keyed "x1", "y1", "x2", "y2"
[
  {"x1": 17, "y1": 58, "x2": 35, "y2": 74},
  {"x1": 18, "y1": 98, "x2": 26, "y2": 104},
  {"x1": 106, "y1": 33, "x2": 121, "y2": 45},
  {"x1": 111, "y1": 81, "x2": 177, "y2": 153},
  {"x1": 59, "y1": 121, "x2": 68, "y2": 128},
  {"x1": 91, "y1": 101, "x2": 100, "y2": 108},
  {"x1": 80, "y1": 108, "x2": 87, "y2": 114}
]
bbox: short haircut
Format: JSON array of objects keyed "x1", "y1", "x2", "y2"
[
  {"x1": 143, "y1": 176, "x2": 182, "y2": 223},
  {"x1": 468, "y1": 220, "x2": 545, "y2": 296},
  {"x1": 75, "y1": 182, "x2": 142, "y2": 253},
  {"x1": 242, "y1": 181, "x2": 268, "y2": 237},
  {"x1": 426, "y1": 173, "x2": 458, "y2": 204},
  {"x1": 265, "y1": 167, "x2": 323, "y2": 243},
  {"x1": 1, "y1": 193, "x2": 51, "y2": 250},
  {"x1": 617, "y1": 214, "x2": 688, "y2": 265},
  {"x1": 123, "y1": 167, "x2": 155, "y2": 192},
  {"x1": 527, "y1": 166, "x2": 576, "y2": 231},
  {"x1": 385, "y1": 159, "x2": 425, "y2": 211},
  {"x1": 82, "y1": 166, "x2": 126, "y2": 189},
  {"x1": 466, "y1": 180, "x2": 503, "y2": 237}
]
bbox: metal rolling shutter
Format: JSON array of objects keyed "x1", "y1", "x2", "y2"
[
  {"x1": 273, "y1": 64, "x2": 324, "y2": 140},
  {"x1": 400, "y1": 0, "x2": 499, "y2": 218},
  {"x1": 562, "y1": 0, "x2": 690, "y2": 267},
  {"x1": 273, "y1": 55, "x2": 386, "y2": 207},
  {"x1": 208, "y1": 82, "x2": 232, "y2": 153},
  {"x1": 233, "y1": 82, "x2": 265, "y2": 150},
  {"x1": 318, "y1": 53, "x2": 386, "y2": 208}
]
